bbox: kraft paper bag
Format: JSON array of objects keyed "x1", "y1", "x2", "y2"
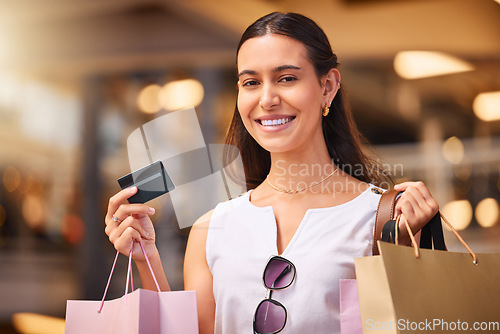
[
  {"x1": 340, "y1": 279, "x2": 363, "y2": 334},
  {"x1": 66, "y1": 241, "x2": 198, "y2": 334},
  {"x1": 65, "y1": 289, "x2": 198, "y2": 334},
  {"x1": 355, "y1": 241, "x2": 500, "y2": 334}
]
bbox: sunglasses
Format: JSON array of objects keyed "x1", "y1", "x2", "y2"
[{"x1": 253, "y1": 256, "x2": 297, "y2": 334}]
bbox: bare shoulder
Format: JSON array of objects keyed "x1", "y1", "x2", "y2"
[
  {"x1": 186, "y1": 210, "x2": 214, "y2": 251},
  {"x1": 192, "y1": 209, "x2": 214, "y2": 230},
  {"x1": 185, "y1": 209, "x2": 214, "y2": 267}
]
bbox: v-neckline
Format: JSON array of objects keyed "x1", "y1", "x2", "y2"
[
  {"x1": 270, "y1": 204, "x2": 311, "y2": 256},
  {"x1": 244, "y1": 191, "x2": 308, "y2": 256},
  {"x1": 244, "y1": 186, "x2": 373, "y2": 256}
]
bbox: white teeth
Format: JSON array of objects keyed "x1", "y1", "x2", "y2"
[{"x1": 260, "y1": 117, "x2": 293, "y2": 126}]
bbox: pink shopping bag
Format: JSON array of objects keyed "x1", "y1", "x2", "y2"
[
  {"x1": 65, "y1": 242, "x2": 198, "y2": 334},
  {"x1": 340, "y1": 279, "x2": 363, "y2": 334}
]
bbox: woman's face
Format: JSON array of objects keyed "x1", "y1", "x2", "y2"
[{"x1": 237, "y1": 34, "x2": 339, "y2": 155}]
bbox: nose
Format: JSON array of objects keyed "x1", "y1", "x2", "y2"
[{"x1": 259, "y1": 84, "x2": 280, "y2": 110}]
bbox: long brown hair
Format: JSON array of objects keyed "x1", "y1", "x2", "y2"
[{"x1": 225, "y1": 12, "x2": 391, "y2": 190}]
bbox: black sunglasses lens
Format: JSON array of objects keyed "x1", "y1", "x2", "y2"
[
  {"x1": 254, "y1": 299, "x2": 286, "y2": 334},
  {"x1": 263, "y1": 257, "x2": 295, "y2": 289}
]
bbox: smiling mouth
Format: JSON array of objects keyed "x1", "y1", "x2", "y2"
[{"x1": 257, "y1": 116, "x2": 295, "y2": 127}]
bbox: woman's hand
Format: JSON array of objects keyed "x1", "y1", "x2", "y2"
[
  {"x1": 105, "y1": 186, "x2": 158, "y2": 263},
  {"x1": 393, "y1": 181, "x2": 439, "y2": 243}
]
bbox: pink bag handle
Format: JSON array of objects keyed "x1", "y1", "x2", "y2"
[{"x1": 98, "y1": 241, "x2": 161, "y2": 313}]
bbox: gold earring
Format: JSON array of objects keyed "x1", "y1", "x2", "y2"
[{"x1": 323, "y1": 106, "x2": 330, "y2": 117}]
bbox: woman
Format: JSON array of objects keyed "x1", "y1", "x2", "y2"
[{"x1": 105, "y1": 12, "x2": 438, "y2": 333}]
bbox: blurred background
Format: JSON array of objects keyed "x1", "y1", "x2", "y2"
[{"x1": 0, "y1": 0, "x2": 499, "y2": 332}]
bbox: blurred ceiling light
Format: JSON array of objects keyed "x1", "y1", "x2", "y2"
[
  {"x1": 473, "y1": 91, "x2": 500, "y2": 122},
  {"x1": 394, "y1": 51, "x2": 474, "y2": 79},
  {"x1": 442, "y1": 136, "x2": 464, "y2": 164},
  {"x1": 159, "y1": 79, "x2": 204, "y2": 111},
  {"x1": 137, "y1": 84, "x2": 162, "y2": 114},
  {"x1": 12, "y1": 313, "x2": 65, "y2": 334},
  {"x1": 3, "y1": 165, "x2": 21, "y2": 192},
  {"x1": 475, "y1": 198, "x2": 499, "y2": 228},
  {"x1": 441, "y1": 200, "x2": 473, "y2": 230}
]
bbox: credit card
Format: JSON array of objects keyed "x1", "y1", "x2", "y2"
[{"x1": 117, "y1": 161, "x2": 175, "y2": 204}]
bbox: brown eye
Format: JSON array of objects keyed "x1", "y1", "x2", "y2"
[
  {"x1": 279, "y1": 76, "x2": 297, "y2": 83},
  {"x1": 242, "y1": 80, "x2": 260, "y2": 87}
]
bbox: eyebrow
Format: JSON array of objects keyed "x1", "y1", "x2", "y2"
[{"x1": 238, "y1": 65, "x2": 301, "y2": 77}]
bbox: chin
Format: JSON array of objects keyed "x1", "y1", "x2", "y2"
[{"x1": 257, "y1": 141, "x2": 298, "y2": 155}]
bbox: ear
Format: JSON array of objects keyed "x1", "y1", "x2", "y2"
[{"x1": 322, "y1": 68, "x2": 341, "y2": 105}]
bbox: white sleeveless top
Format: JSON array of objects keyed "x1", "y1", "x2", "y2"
[{"x1": 206, "y1": 185, "x2": 382, "y2": 333}]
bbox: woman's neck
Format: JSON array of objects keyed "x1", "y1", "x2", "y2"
[{"x1": 267, "y1": 145, "x2": 336, "y2": 190}]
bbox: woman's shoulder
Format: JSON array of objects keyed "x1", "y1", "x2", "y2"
[
  {"x1": 193, "y1": 190, "x2": 252, "y2": 227},
  {"x1": 192, "y1": 209, "x2": 214, "y2": 229},
  {"x1": 215, "y1": 190, "x2": 252, "y2": 210},
  {"x1": 331, "y1": 171, "x2": 388, "y2": 211}
]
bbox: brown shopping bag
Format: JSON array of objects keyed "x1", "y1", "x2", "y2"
[
  {"x1": 65, "y1": 241, "x2": 198, "y2": 334},
  {"x1": 355, "y1": 215, "x2": 500, "y2": 334}
]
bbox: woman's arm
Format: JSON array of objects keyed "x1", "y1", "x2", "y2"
[
  {"x1": 184, "y1": 211, "x2": 216, "y2": 334},
  {"x1": 106, "y1": 187, "x2": 216, "y2": 331},
  {"x1": 393, "y1": 181, "x2": 440, "y2": 245},
  {"x1": 105, "y1": 186, "x2": 170, "y2": 291}
]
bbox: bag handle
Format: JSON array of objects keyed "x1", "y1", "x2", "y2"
[
  {"x1": 381, "y1": 212, "x2": 447, "y2": 251},
  {"x1": 373, "y1": 189, "x2": 399, "y2": 255},
  {"x1": 419, "y1": 212, "x2": 447, "y2": 251},
  {"x1": 98, "y1": 241, "x2": 161, "y2": 313},
  {"x1": 375, "y1": 189, "x2": 448, "y2": 254},
  {"x1": 395, "y1": 214, "x2": 477, "y2": 264}
]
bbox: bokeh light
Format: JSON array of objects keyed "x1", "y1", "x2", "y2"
[
  {"x1": 21, "y1": 195, "x2": 45, "y2": 230},
  {"x1": 441, "y1": 200, "x2": 473, "y2": 230},
  {"x1": 12, "y1": 313, "x2": 64, "y2": 334},
  {"x1": 442, "y1": 136, "x2": 464, "y2": 164},
  {"x1": 473, "y1": 91, "x2": 500, "y2": 122},
  {"x1": 137, "y1": 84, "x2": 162, "y2": 114},
  {"x1": 3, "y1": 165, "x2": 21, "y2": 192},
  {"x1": 394, "y1": 51, "x2": 474, "y2": 79},
  {"x1": 475, "y1": 198, "x2": 499, "y2": 228},
  {"x1": 159, "y1": 79, "x2": 204, "y2": 111}
]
